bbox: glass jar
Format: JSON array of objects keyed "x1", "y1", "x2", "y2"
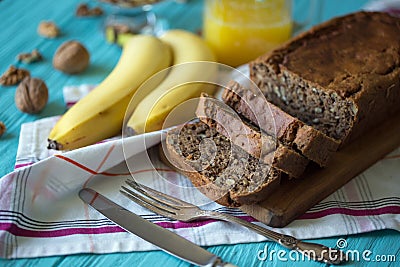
[{"x1": 203, "y1": 0, "x2": 319, "y2": 67}]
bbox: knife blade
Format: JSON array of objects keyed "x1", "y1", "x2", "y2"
[{"x1": 79, "y1": 188, "x2": 236, "y2": 267}]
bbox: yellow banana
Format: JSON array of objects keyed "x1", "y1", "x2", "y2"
[
  {"x1": 126, "y1": 30, "x2": 217, "y2": 134},
  {"x1": 48, "y1": 35, "x2": 172, "y2": 150}
]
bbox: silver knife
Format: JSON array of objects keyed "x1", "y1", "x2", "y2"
[{"x1": 79, "y1": 188, "x2": 237, "y2": 267}]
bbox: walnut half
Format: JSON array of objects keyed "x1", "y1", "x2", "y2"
[
  {"x1": 76, "y1": 4, "x2": 103, "y2": 16},
  {"x1": 0, "y1": 66, "x2": 30, "y2": 86},
  {"x1": 17, "y1": 49, "x2": 43, "y2": 64},
  {"x1": 38, "y1": 21, "x2": 60, "y2": 38}
]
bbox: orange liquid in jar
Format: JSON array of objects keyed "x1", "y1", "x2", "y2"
[{"x1": 203, "y1": 0, "x2": 293, "y2": 67}]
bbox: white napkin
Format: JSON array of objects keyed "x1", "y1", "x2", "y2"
[
  {"x1": 1, "y1": 66, "x2": 399, "y2": 259},
  {"x1": 363, "y1": 0, "x2": 400, "y2": 15}
]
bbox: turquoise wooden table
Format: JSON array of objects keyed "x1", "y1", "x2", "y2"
[{"x1": 0, "y1": 0, "x2": 399, "y2": 266}]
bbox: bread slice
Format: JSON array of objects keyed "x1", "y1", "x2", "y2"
[
  {"x1": 196, "y1": 93, "x2": 308, "y2": 177},
  {"x1": 222, "y1": 81, "x2": 339, "y2": 167},
  {"x1": 164, "y1": 120, "x2": 281, "y2": 207},
  {"x1": 250, "y1": 11, "x2": 400, "y2": 144}
]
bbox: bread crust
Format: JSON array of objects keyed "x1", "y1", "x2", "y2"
[
  {"x1": 250, "y1": 11, "x2": 400, "y2": 144},
  {"x1": 222, "y1": 81, "x2": 339, "y2": 166}
]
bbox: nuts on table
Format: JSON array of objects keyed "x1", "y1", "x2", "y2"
[
  {"x1": 100, "y1": 0, "x2": 162, "y2": 8},
  {"x1": 38, "y1": 21, "x2": 60, "y2": 38},
  {"x1": 76, "y1": 3, "x2": 103, "y2": 16},
  {"x1": 15, "y1": 77, "x2": 49, "y2": 114},
  {"x1": 53, "y1": 41, "x2": 90, "y2": 74},
  {"x1": 0, "y1": 121, "x2": 6, "y2": 138},
  {"x1": 17, "y1": 49, "x2": 43, "y2": 64},
  {"x1": 0, "y1": 66, "x2": 30, "y2": 86}
]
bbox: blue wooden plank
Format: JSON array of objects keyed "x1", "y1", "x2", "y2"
[{"x1": 2, "y1": 230, "x2": 398, "y2": 266}]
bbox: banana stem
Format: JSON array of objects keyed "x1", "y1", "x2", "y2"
[{"x1": 105, "y1": 26, "x2": 135, "y2": 47}]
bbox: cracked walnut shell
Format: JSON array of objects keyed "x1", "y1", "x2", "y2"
[
  {"x1": 53, "y1": 41, "x2": 90, "y2": 74},
  {"x1": 15, "y1": 77, "x2": 48, "y2": 114}
]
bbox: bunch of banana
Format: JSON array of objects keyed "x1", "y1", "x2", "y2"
[
  {"x1": 125, "y1": 30, "x2": 217, "y2": 134},
  {"x1": 48, "y1": 35, "x2": 172, "y2": 150},
  {"x1": 48, "y1": 29, "x2": 217, "y2": 150}
]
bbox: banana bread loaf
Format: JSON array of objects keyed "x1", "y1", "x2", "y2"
[
  {"x1": 196, "y1": 93, "x2": 309, "y2": 177},
  {"x1": 164, "y1": 120, "x2": 281, "y2": 207},
  {"x1": 250, "y1": 11, "x2": 400, "y2": 144},
  {"x1": 222, "y1": 81, "x2": 339, "y2": 166}
]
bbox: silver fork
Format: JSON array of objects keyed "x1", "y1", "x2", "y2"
[{"x1": 120, "y1": 179, "x2": 346, "y2": 265}]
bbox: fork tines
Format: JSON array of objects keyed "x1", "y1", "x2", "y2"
[{"x1": 120, "y1": 179, "x2": 191, "y2": 219}]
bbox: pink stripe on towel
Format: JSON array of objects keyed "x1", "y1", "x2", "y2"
[{"x1": 299, "y1": 206, "x2": 400, "y2": 220}]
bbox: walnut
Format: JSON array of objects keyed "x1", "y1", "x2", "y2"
[
  {"x1": 100, "y1": 0, "x2": 161, "y2": 8},
  {"x1": 0, "y1": 66, "x2": 30, "y2": 86},
  {"x1": 15, "y1": 77, "x2": 48, "y2": 114},
  {"x1": 0, "y1": 121, "x2": 5, "y2": 138},
  {"x1": 53, "y1": 41, "x2": 90, "y2": 74},
  {"x1": 38, "y1": 21, "x2": 60, "y2": 38},
  {"x1": 76, "y1": 3, "x2": 103, "y2": 16},
  {"x1": 17, "y1": 49, "x2": 43, "y2": 64}
]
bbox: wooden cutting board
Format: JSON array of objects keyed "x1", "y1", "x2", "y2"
[{"x1": 240, "y1": 113, "x2": 400, "y2": 227}]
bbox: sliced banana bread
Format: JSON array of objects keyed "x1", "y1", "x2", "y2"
[
  {"x1": 164, "y1": 120, "x2": 281, "y2": 207},
  {"x1": 222, "y1": 81, "x2": 339, "y2": 167},
  {"x1": 250, "y1": 11, "x2": 400, "y2": 144},
  {"x1": 196, "y1": 93, "x2": 308, "y2": 177}
]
